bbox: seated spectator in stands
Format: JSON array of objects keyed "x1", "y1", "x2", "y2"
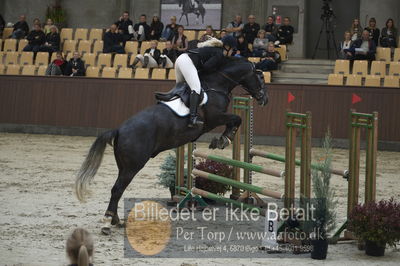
[
  {"x1": 103, "y1": 24, "x2": 124, "y2": 54},
  {"x1": 380, "y1": 18, "x2": 397, "y2": 48},
  {"x1": 32, "y1": 18, "x2": 41, "y2": 26},
  {"x1": 172, "y1": 25, "x2": 188, "y2": 56},
  {"x1": 365, "y1": 17, "x2": 380, "y2": 47},
  {"x1": 255, "y1": 42, "x2": 281, "y2": 71},
  {"x1": 134, "y1": 14, "x2": 151, "y2": 41},
  {"x1": 263, "y1": 16, "x2": 277, "y2": 36},
  {"x1": 252, "y1": 30, "x2": 270, "y2": 57},
  {"x1": 115, "y1": 11, "x2": 134, "y2": 43},
  {"x1": 0, "y1": 14, "x2": 5, "y2": 37},
  {"x1": 219, "y1": 29, "x2": 227, "y2": 39},
  {"x1": 149, "y1": 15, "x2": 164, "y2": 40},
  {"x1": 349, "y1": 18, "x2": 363, "y2": 41},
  {"x1": 234, "y1": 35, "x2": 250, "y2": 58},
  {"x1": 45, "y1": 51, "x2": 67, "y2": 76},
  {"x1": 65, "y1": 51, "x2": 86, "y2": 77},
  {"x1": 161, "y1": 16, "x2": 179, "y2": 41},
  {"x1": 160, "y1": 41, "x2": 177, "y2": 68},
  {"x1": 338, "y1": 31, "x2": 353, "y2": 59},
  {"x1": 131, "y1": 40, "x2": 161, "y2": 68},
  {"x1": 23, "y1": 23, "x2": 45, "y2": 52},
  {"x1": 277, "y1": 17, "x2": 294, "y2": 45},
  {"x1": 43, "y1": 18, "x2": 54, "y2": 35},
  {"x1": 39, "y1": 25, "x2": 60, "y2": 53},
  {"x1": 346, "y1": 30, "x2": 376, "y2": 61},
  {"x1": 243, "y1": 14, "x2": 260, "y2": 44},
  {"x1": 226, "y1": 15, "x2": 244, "y2": 38},
  {"x1": 66, "y1": 228, "x2": 94, "y2": 266},
  {"x1": 11, "y1": 15, "x2": 29, "y2": 39},
  {"x1": 199, "y1": 25, "x2": 216, "y2": 42}
]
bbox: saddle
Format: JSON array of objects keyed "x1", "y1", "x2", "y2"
[{"x1": 155, "y1": 82, "x2": 205, "y2": 107}]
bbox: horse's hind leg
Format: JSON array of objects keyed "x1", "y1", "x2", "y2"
[{"x1": 209, "y1": 113, "x2": 242, "y2": 150}]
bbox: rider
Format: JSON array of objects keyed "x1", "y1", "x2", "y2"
[{"x1": 174, "y1": 35, "x2": 237, "y2": 127}]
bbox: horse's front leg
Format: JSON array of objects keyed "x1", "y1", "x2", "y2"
[{"x1": 208, "y1": 113, "x2": 241, "y2": 150}]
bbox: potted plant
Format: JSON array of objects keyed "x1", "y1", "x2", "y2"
[
  {"x1": 157, "y1": 153, "x2": 179, "y2": 200},
  {"x1": 46, "y1": 0, "x2": 67, "y2": 29},
  {"x1": 310, "y1": 131, "x2": 337, "y2": 260},
  {"x1": 348, "y1": 198, "x2": 400, "y2": 256}
]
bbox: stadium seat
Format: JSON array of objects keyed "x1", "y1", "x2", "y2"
[
  {"x1": 6, "y1": 64, "x2": 21, "y2": 75},
  {"x1": 65, "y1": 52, "x2": 73, "y2": 61},
  {"x1": 365, "y1": 75, "x2": 381, "y2": 87},
  {"x1": 352, "y1": 60, "x2": 368, "y2": 76},
  {"x1": 275, "y1": 45, "x2": 287, "y2": 61},
  {"x1": 0, "y1": 39, "x2": 2, "y2": 51},
  {"x1": 334, "y1": 60, "x2": 350, "y2": 75},
  {"x1": 89, "y1": 28, "x2": 103, "y2": 41},
  {"x1": 37, "y1": 65, "x2": 47, "y2": 76},
  {"x1": 60, "y1": 28, "x2": 73, "y2": 41},
  {"x1": 2, "y1": 28, "x2": 14, "y2": 39},
  {"x1": 383, "y1": 76, "x2": 400, "y2": 88},
  {"x1": 97, "y1": 53, "x2": 112, "y2": 67},
  {"x1": 118, "y1": 67, "x2": 132, "y2": 78},
  {"x1": 113, "y1": 54, "x2": 128, "y2": 68},
  {"x1": 86, "y1": 66, "x2": 100, "y2": 77},
  {"x1": 328, "y1": 74, "x2": 344, "y2": 85},
  {"x1": 125, "y1": 41, "x2": 138, "y2": 55},
  {"x1": 82, "y1": 53, "x2": 96, "y2": 67},
  {"x1": 248, "y1": 43, "x2": 253, "y2": 51},
  {"x1": 248, "y1": 57, "x2": 260, "y2": 63},
  {"x1": 168, "y1": 68, "x2": 176, "y2": 80},
  {"x1": 17, "y1": 39, "x2": 29, "y2": 53},
  {"x1": 370, "y1": 61, "x2": 386, "y2": 77},
  {"x1": 20, "y1": 52, "x2": 34, "y2": 65},
  {"x1": 346, "y1": 74, "x2": 362, "y2": 86},
  {"x1": 393, "y1": 48, "x2": 400, "y2": 62},
  {"x1": 376, "y1": 47, "x2": 391, "y2": 63},
  {"x1": 0, "y1": 52, "x2": 4, "y2": 64},
  {"x1": 92, "y1": 40, "x2": 104, "y2": 54},
  {"x1": 263, "y1": 72, "x2": 271, "y2": 83},
  {"x1": 21, "y1": 65, "x2": 36, "y2": 75},
  {"x1": 5, "y1": 52, "x2": 19, "y2": 65},
  {"x1": 35, "y1": 52, "x2": 49, "y2": 66},
  {"x1": 0, "y1": 64, "x2": 5, "y2": 74},
  {"x1": 140, "y1": 41, "x2": 152, "y2": 54},
  {"x1": 63, "y1": 40, "x2": 77, "y2": 53},
  {"x1": 389, "y1": 62, "x2": 400, "y2": 76},
  {"x1": 78, "y1": 40, "x2": 92, "y2": 54},
  {"x1": 158, "y1": 41, "x2": 166, "y2": 51},
  {"x1": 74, "y1": 28, "x2": 88, "y2": 41},
  {"x1": 102, "y1": 67, "x2": 116, "y2": 78},
  {"x1": 134, "y1": 68, "x2": 149, "y2": 79},
  {"x1": 151, "y1": 68, "x2": 166, "y2": 80},
  {"x1": 185, "y1": 30, "x2": 197, "y2": 41},
  {"x1": 4, "y1": 39, "x2": 17, "y2": 52}
]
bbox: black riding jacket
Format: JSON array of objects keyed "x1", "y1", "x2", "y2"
[{"x1": 188, "y1": 46, "x2": 224, "y2": 72}]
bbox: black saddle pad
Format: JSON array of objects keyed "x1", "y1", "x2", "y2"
[{"x1": 155, "y1": 82, "x2": 205, "y2": 107}]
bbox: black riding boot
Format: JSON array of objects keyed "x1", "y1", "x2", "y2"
[
  {"x1": 130, "y1": 57, "x2": 140, "y2": 68},
  {"x1": 188, "y1": 91, "x2": 204, "y2": 128},
  {"x1": 143, "y1": 56, "x2": 149, "y2": 68}
]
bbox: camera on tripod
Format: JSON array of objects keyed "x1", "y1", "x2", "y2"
[{"x1": 321, "y1": 0, "x2": 334, "y2": 20}]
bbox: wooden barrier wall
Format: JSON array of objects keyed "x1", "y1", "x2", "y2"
[{"x1": 0, "y1": 75, "x2": 399, "y2": 144}]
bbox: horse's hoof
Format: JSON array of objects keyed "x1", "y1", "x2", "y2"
[
  {"x1": 101, "y1": 227, "x2": 111, "y2": 235},
  {"x1": 209, "y1": 138, "x2": 218, "y2": 149},
  {"x1": 216, "y1": 137, "x2": 230, "y2": 150},
  {"x1": 116, "y1": 221, "x2": 126, "y2": 228}
]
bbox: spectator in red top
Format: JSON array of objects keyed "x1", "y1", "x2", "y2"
[{"x1": 46, "y1": 51, "x2": 67, "y2": 76}]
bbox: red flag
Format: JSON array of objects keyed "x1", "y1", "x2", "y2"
[
  {"x1": 288, "y1": 92, "x2": 295, "y2": 104},
  {"x1": 352, "y1": 93, "x2": 362, "y2": 104}
]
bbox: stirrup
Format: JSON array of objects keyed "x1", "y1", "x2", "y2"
[{"x1": 188, "y1": 116, "x2": 204, "y2": 128}]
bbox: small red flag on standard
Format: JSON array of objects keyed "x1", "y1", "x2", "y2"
[
  {"x1": 288, "y1": 92, "x2": 295, "y2": 103},
  {"x1": 352, "y1": 93, "x2": 362, "y2": 104}
]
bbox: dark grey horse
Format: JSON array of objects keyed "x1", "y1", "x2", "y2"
[
  {"x1": 179, "y1": 0, "x2": 206, "y2": 26},
  {"x1": 75, "y1": 57, "x2": 268, "y2": 234}
]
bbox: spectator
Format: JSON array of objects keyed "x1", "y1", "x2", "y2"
[
  {"x1": 149, "y1": 15, "x2": 164, "y2": 40},
  {"x1": 160, "y1": 41, "x2": 177, "y2": 68},
  {"x1": 134, "y1": 14, "x2": 151, "y2": 41},
  {"x1": 172, "y1": 25, "x2": 189, "y2": 56},
  {"x1": 66, "y1": 228, "x2": 94, "y2": 266},
  {"x1": 161, "y1": 16, "x2": 179, "y2": 41},
  {"x1": 23, "y1": 23, "x2": 45, "y2": 52},
  {"x1": 115, "y1": 11, "x2": 134, "y2": 43},
  {"x1": 0, "y1": 14, "x2": 5, "y2": 37},
  {"x1": 338, "y1": 31, "x2": 353, "y2": 59},
  {"x1": 11, "y1": 15, "x2": 29, "y2": 39},
  {"x1": 349, "y1": 18, "x2": 363, "y2": 41},
  {"x1": 45, "y1": 51, "x2": 67, "y2": 76},
  {"x1": 255, "y1": 42, "x2": 281, "y2": 71},
  {"x1": 226, "y1": 15, "x2": 244, "y2": 38},
  {"x1": 199, "y1": 25, "x2": 216, "y2": 42},
  {"x1": 219, "y1": 29, "x2": 227, "y2": 39},
  {"x1": 263, "y1": 16, "x2": 277, "y2": 36},
  {"x1": 380, "y1": 18, "x2": 397, "y2": 48},
  {"x1": 131, "y1": 40, "x2": 161, "y2": 68},
  {"x1": 103, "y1": 24, "x2": 124, "y2": 54},
  {"x1": 43, "y1": 18, "x2": 54, "y2": 35},
  {"x1": 364, "y1": 17, "x2": 380, "y2": 47},
  {"x1": 32, "y1": 18, "x2": 41, "y2": 27},
  {"x1": 234, "y1": 35, "x2": 250, "y2": 58},
  {"x1": 66, "y1": 51, "x2": 86, "y2": 76},
  {"x1": 277, "y1": 17, "x2": 294, "y2": 45},
  {"x1": 39, "y1": 25, "x2": 60, "y2": 53},
  {"x1": 346, "y1": 30, "x2": 376, "y2": 61},
  {"x1": 243, "y1": 14, "x2": 260, "y2": 44},
  {"x1": 252, "y1": 30, "x2": 269, "y2": 57}
]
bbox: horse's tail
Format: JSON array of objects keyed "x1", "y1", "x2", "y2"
[{"x1": 75, "y1": 129, "x2": 118, "y2": 202}]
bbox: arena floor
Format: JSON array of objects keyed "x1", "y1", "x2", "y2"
[{"x1": 0, "y1": 133, "x2": 399, "y2": 265}]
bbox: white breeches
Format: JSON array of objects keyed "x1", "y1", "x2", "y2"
[
  {"x1": 174, "y1": 53, "x2": 201, "y2": 94},
  {"x1": 135, "y1": 54, "x2": 159, "y2": 68},
  {"x1": 160, "y1": 55, "x2": 174, "y2": 68}
]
